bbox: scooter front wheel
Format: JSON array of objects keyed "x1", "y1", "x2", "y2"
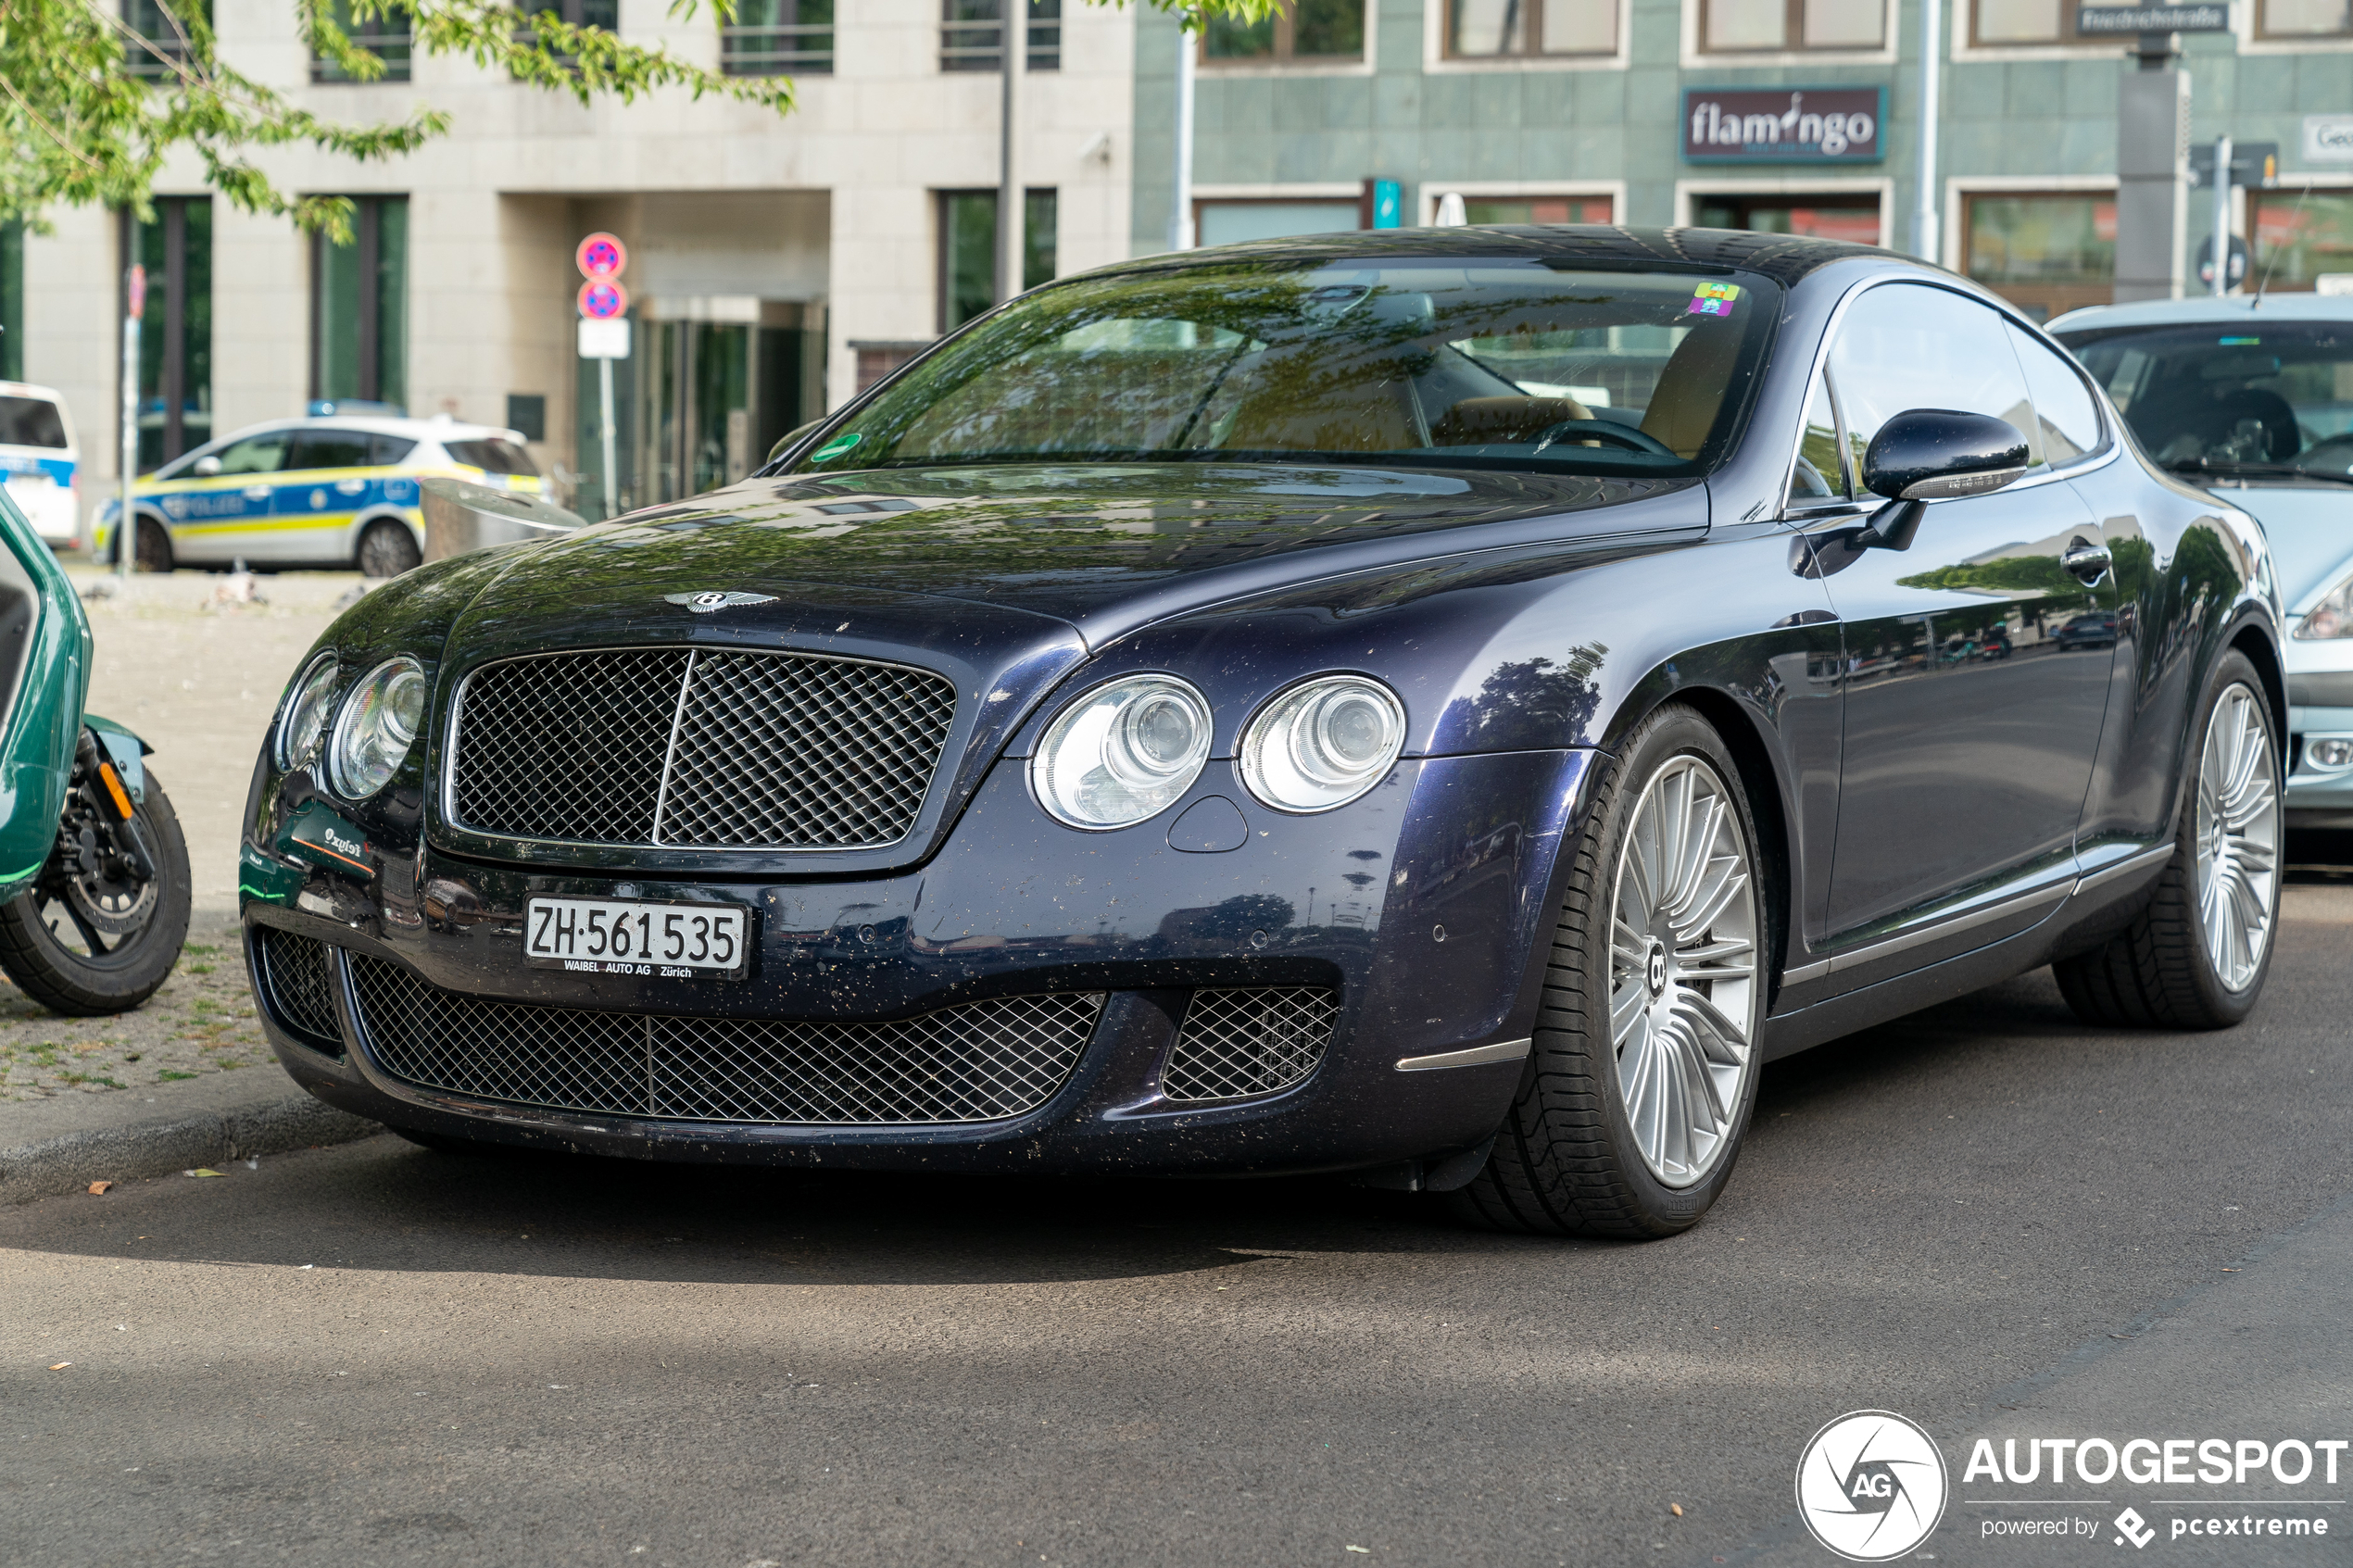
[{"x1": 0, "y1": 766, "x2": 193, "y2": 1015}]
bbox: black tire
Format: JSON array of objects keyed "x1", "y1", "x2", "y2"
[
  {"x1": 2053, "y1": 650, "x2": 2283, "y2": 1030},
  {"x1": 0, "y1": 766, "x2": 192, "y2": 1015},
  {"x1": 357, "y1": 519, "x2": 422, "y2": 579},
  {"x1": 109, "y1": 514, "x2": 173, "y2": 573},
  {"x1": 1451, "y1": 704, "x2": 1770, "y2": 1239}
]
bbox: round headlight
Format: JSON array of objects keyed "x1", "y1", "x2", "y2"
[
  {"x1": 277, "y1": 655, "x2": 340, "y2": 771},
  {"x1": 1239, "y1": 676, "x2": 1405, "y2": 813},
  {"x1": 331, "y1": 657, "x2": 428, "y2": 798},
  {"x1": 1031, "y1": 675, "x2": 1213, "y2": 830}
]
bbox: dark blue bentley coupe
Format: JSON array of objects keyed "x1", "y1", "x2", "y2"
[{"x1": 243, "y1": 229, "x2": 2285, "y2": 1237}]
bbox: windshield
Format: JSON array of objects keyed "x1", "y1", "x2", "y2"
[
  {"x1": 786, "y1": 259, "x2": 1781, "y2": 479},
  {"x1": 2054, "y1": 320, "x2": 2353, "y2": 482}
]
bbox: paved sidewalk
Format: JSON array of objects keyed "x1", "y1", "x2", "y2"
[{"x1": 0, "y1": 565, "x2": 383, "y2": 1198}]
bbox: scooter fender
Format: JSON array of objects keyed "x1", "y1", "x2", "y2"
[{"x1": 82, "y1": 712, "x2": 151, "y2": 803}]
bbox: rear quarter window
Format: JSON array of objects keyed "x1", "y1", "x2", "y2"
[{"x1": 0, "y1": 397, "x2": 69, "y2": 450}]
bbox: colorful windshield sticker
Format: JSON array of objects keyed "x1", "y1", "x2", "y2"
[
  {"x1": 812, "y1": 433, "x2": 862, "y2": 462},
  {"x1": 2219, "y1": 336, "x2": 2261, "y2": 345},
  {"x1": 1687, "y1": 282, "x2": 1742, "y2": 319}
]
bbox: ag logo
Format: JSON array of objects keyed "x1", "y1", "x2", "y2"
[{"x1": 1794, "y1": 1411, "x2": 1948, "y2": 1562}]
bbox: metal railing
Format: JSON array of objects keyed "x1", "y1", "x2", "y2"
[
  {"x1": 720, "y1": 19, "x2": 833, "y2": 73},
  {"x1": 938, "y1": 13, "x2": 1061, "y2": 70}
]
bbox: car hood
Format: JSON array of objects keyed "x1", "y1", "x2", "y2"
[
  {"x1": 2204, "y1": 484, "x2": 2353, "y2": 614},
  {"x1": 411, "y1": 462, "x2": 1705, "y2": 879},
  {"x1": 505, "y1": 462, "x2": 1702, "y2": 650}
]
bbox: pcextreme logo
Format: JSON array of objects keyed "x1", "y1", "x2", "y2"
[{"x1": 1796, "y1": 1411, "x2": 1951, "y2": 1562}]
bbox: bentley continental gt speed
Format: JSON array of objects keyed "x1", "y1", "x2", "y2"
[{"x1": 242, "y1": 229, "x2": 2285, "y2": 1237}]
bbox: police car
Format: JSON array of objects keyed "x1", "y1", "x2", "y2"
[
  {"x1": 0, "y1": 383, "x2": 82, "y2": 546},
  {"x1": 95, "y1": 412, "x2": 542, "y2": 575}
]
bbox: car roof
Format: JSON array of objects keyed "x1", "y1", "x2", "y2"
[
  {"x1": 2046, "y1": 294, "x2": 2353, "y2": 335},
  {"x1": 0, "y1": 380, "x2": 69, "y2": 404},
  {"x1": 202, "y1": 415, "x2": 525, "y2": 448},
  {"x1": 1087, "y1": 224, "x2": 1906, "y2": 288}
]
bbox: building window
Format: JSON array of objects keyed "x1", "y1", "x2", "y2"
[
  {"x1": 1701, "y1": 0, "x2": 1881, "y2": 51},
  {"x1": 122, "y1": 0, "x2": 206, "y2": 77},
  {"x1": 311, "y1": 195, "x2": 408, "y2": 412},
  {"x1": 941, "y1": 0, "x2": 1061, "y2": 71},
  {"x1": 723, "y1": 0, "x2": 833, "y2": 72},
  {"x1": 1962, "y1": 192, "x2": 2115, "y2": 321},
  {"x1": 1457, "y1": 194, "x2": 1614, "y2": 223},
  {"x1": 1202, "y1": 0, "x2": 1365, "y2": 63},
  {"x1": 1694, "y1": 192, "x2": 1880, "y2": 244},
  {"x1": 938, "y1": 190, "x2": 1057, "y2": 332},
  {"x1": 125, "y1": 198, "x2": 213, "y2": 471},
  {"x1": 2250, "y1": 192, "x2": 2353, "y2": 290},
  {"x1": 1193, "y1": 199, "x2": 1361, "y2": 247},
  {"x1": 2258, "y1": 0, "x2": 2352, "y2": 33},
  {"x1": 310, "y1": 0, "x2": 413, "y2": 81},
  {"x1": 0, "y1": 220, "x2": 20, "y2": 384},
  {"x1": 514, "y1": 0, "x2": 618, "y2": 74},
  {"x1": 1447, "y1": 0, "x2": 1615, "y2": 56}
]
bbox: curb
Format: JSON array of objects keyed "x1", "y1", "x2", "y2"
[{"x1": 0, "y1": 1083, "x2": 382, "y2": 1204}]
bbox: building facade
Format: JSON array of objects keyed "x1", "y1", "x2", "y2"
[
  {"x1": 1130, "y1": 0, "x2": 2353, "y2": 323},
  {"x1": 7, "y1": 0, "x2": 2353, "y2": 537},
  {"x1": 11, "y1": 0, "x2": 1135, "y2": 521}
]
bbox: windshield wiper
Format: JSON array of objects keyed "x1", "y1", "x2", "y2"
[{"x1": 2164, "y1": 458, "x2": 2353, "y2": 487}]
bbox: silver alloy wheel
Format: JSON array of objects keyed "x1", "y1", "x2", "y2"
[
  {"x1": 1607, "y1": 754, "x2": 1761, "y2": 1188},
  {"x1": 2195, "y1": 682, "x2": 2281, "y2": 993}
]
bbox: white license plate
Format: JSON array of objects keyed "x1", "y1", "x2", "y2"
[{"x1": 524, "y1": 897, "x2": 749, "y2": 979}]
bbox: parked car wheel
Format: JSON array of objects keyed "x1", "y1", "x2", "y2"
[
  {"x1": 108, "y1": 515, "x2": 174, "y2": 573},
  {"x1": 357, "y1": 519, "x2": 422, "y2": 579},
  {"x1": 0, "y1": 765, "x2": 192, "y2": 1015},
  {"x1": 2053, "y1": 651, "x2": 2282, "y2": 1030},
  {"x1": 1453, "y1": 705, "x2": 1767, "y2": 1238}
]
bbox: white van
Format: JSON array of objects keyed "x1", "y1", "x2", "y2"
[{"x1": 0, "y1": 383, "x2": 81, "y2": 546}]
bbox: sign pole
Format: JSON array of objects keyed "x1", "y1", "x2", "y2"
[
  {"x1": 117, "y1": 263, "x2": 145, "y2": 579},
  {"x1": 573, "y1": 232, "x2": 631, "y2": 520},
  {"x1": 1168, "y1": 11, "x2": 1196, "y2": 252},
  {"x1": 598, "y1": 355, "x2": 619, "y2": 521},
  {"x1": 997, "y1": 0, "x2": 1027, "y2": 304},
  {"x1": 2210, "y1": 134, "x2": 2233, "y2": 296},
  {"x1": 1911, "y1": 0, "x2": 1942, "y2": 261}
]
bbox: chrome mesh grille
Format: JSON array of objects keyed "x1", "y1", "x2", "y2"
[
  {"x1": 258, "y1": 929, "x2": 341, "y2": 1047},
  {"x1": 347, "y1": 955, "x2": 1102, "y2": 1124},
  {"x1": 1162, "y1": 988, "x2": 1338, "y2": 1103},
  {"x1": 448, "y1": 648, "x2": 956, "y2": 850}
]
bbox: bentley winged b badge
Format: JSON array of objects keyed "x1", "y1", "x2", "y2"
[{"x1": 664, "y1": 590, "x2": 779, "y2": 614}]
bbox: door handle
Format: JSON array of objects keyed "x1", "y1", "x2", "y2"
[{"x1": 2062, "y1": 539, "x2": 2112, "y2": 585}]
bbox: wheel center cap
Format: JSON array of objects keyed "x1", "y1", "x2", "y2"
[{"x1": 1644, "y1": 939, "x2": 1669, "y2": 999}]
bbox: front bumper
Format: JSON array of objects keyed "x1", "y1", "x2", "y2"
[{"x1": 243, "y1": 751, "x2": 1592, "y2": 1175}]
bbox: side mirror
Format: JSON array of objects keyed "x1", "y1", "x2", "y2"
[
  {"x1": 192, "y1": 455, "x2": 222, "y2": 477},
  {"x1": 1856, "y1": 409, "x2": 2030, "y2": 550}
]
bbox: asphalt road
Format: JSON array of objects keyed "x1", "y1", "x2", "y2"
[{"x1": 6, "y1": 867, "x2": 2351, "y2": 1568}]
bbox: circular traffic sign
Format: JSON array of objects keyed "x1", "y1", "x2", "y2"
[
  {"x1": 578, "y1": 279, "x2": 629, "y2": 320},
  {"x1": 575, "y1": 232, "x2": 627, "y2": 280}
]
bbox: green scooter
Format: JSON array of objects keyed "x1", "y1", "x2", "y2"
[{"x1": 0, "y1": 488, "x2": 191, "y2": 1012}]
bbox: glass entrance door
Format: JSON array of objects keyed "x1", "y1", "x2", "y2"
[{"x1": 575, "y1": 304, "x2": 821, "y2": 516}]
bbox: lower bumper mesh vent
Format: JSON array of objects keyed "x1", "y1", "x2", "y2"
[
  {"x1": 346, "y1": 955, "x2": 1103, "y2": 1124},
  {"x1": 258, "y1": 929, "x2": 341, "y2": 1047},
  {"x1": 1162, "y1": 987, "x2": 1338, "y2": 1103}
]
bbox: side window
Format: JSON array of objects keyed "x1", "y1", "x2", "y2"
[
  {"x1": 215, "y1": 434, "x2": 292, "y2": 475},
  {"x1": 370, "y1": 434, "x2": 418, "y2": 466},
  {"x1": 1790, "y1": 371, "x2": 1850, "y2": 504},
  {"x1": 1827, "y1": 283, "x2": 2036, "y2": 479},
  {"x1": 2006, "y1": 322, "x2": 2105, "y2": 468},
  {"x1": 290, "y1": 431, "x2": 373, "y2": 472}
]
